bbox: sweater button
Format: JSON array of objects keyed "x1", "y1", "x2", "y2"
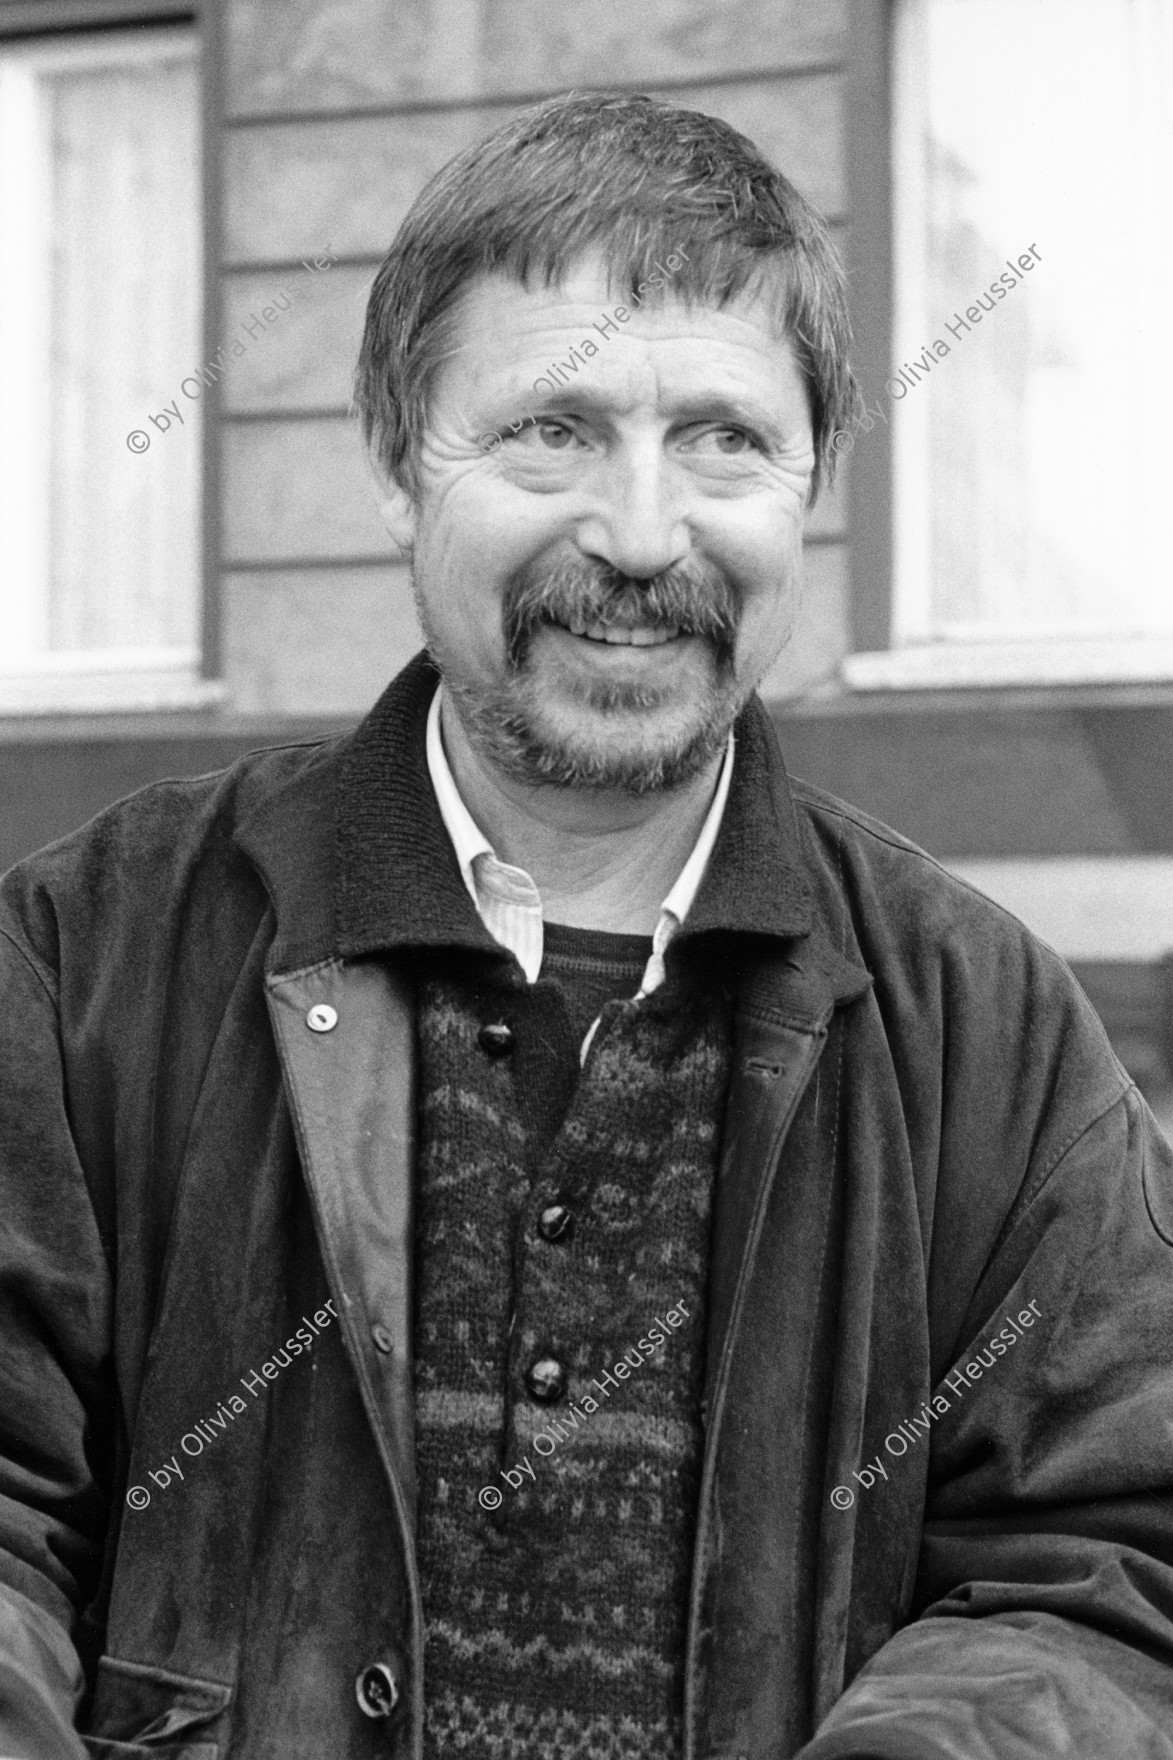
[
  {"x1": 538, "y1": 1203, "x2": 574, "y2": 1243},
  {"x1": 355, "y1": 1661, "x2": 399, "y2": 1719},
  {"x1": 478, "y1": 1022, "x2": 514, "y2": 1057},
  {"x1": 526, "y1": 1356, "x2": 567, "y2": 1402}
]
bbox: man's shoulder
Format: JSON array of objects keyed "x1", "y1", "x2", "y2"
[
  {"x1": 789, "y1": 774, "x2": 937, "y2": 860},
  {"x1": 788, "y1": 773, "x2": 1047, "y2": 951},
  {"x1": 784, "y1": 771, "x2": 1114, "y2": 1040},
  {"x1": 8, "y1": 733, "x2": 338, "y2": 875},
  {"x1": 0, "y1": 734, "x2": 344, "y2": 977},
  {"x1": 785, "y1": 773, "x2": 1130, "y2": 1145}
]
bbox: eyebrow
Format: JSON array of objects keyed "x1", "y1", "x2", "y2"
[{"x1": 516, "y1": 383, "x2": 789, "y2": 439}]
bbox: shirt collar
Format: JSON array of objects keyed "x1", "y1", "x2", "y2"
[
  {"x1": 310, "y1": 651, "x2": 814, "y2": 967},
  {"x1": 425, "y1": 682, "x2": 735, "y2": 988},
  {"x1": 424, "y1": 682, "x2": 498, "y2": 907}
]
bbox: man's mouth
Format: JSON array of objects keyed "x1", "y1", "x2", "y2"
[{"x1": 554, "y1": 616, "x2": 684, "y2": 647}]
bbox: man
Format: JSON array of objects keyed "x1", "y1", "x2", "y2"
[{"x1": 1, "y1": 90, "x2": 1171, "y2": 1760}]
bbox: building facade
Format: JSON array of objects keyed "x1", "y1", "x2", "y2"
[{"x1": 1, "y1": 0, "x2": 1170, "y2": 1123}]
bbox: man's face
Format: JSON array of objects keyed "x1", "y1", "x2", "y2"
[{"x1": 382, "y1": 251, "x2": 816, "y2": 793}]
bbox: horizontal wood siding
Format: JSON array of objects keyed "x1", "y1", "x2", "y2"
[
  {"x1": 224, "y1": 87, "x2": 844, "y2": 267},
  {"x1": 0, "y1": 0, "x2": 193, "y2": 34},
  {"x1": 222, "y1": 564, "x2": 422, "y2": 714},
  {"x1": 216, "y1": 0, "x2": 850, "y2": 713},
  {"x1": 224, "y1": 0, "x2": 848, "y2": 117}
]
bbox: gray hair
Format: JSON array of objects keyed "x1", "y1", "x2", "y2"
[{"x1": 353, "y1": 89, "x2": 859, "y2": 503}]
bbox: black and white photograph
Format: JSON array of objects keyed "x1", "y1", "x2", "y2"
[{"x1": 1, "y1": 1, "x2": 1171, "y2": 1756}]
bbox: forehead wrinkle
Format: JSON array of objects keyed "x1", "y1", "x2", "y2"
[
  {"x1": 435, "y1": 268, "x2": 809, "y2": 444},
  {"x1": 444, "y1": 257, "x2": 793, "y2": 355},
  {"x1": 524, "y1": 343, "x2": 800, "y2": 433}
]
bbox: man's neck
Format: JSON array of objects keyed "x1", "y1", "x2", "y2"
[{"x1": 439, "y1": 699, "x2": 724, "y2": 934}]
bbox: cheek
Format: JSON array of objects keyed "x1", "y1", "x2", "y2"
[
  {"x1": 419, "y1": 482, "x2": 544, "y2": 591},
  {"x1": 709, "y1": 494, "x2": 802, "y2": 572},
  {"x1": 727, "y1": 529, "x2": 803, "y2": 616},
  {"x1": 414, "y1": 508, "x2": 506, "y2": 637},
  {"x1": 728, "y1": 544, "x2": 804, "y2": 665}
]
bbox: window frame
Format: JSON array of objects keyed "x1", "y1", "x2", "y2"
[
  {"x1": 0, "y1": 0, "x2": 222, "y2": 714},
  {"x1": 844, "y1": 0, "x2": 1173, "y2": 693}
]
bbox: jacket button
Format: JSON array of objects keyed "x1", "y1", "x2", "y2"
[
  {"x1": 478, "y1": 1022, "x2": 514, "y2": 1057},
  {"x1": 371, "y1": 1324, "x2": 394, "y2": 1354},
  {"x1": 355, "y1": 1661, "x2": 399, "y2": 1719},
  {"x1": 526, "y1": 1356, "x2": 567, "y2": 1402},
  {"x1": 306, "y1": 1003, "x2": 337, "y2": 1033},
  {"x1": 538, "y1": 1203, "x2": 574, "y2": 1243}
]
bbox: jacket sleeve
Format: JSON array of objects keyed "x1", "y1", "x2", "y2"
[
  {"x1": 802, "y1": 1081, "x2": 1173, "y2": 1760},
  {"x1": 0, "y1": 1586, "x2": 88, "y2": 1759},
  {"x1": 0, "y1": 919, "x2": 113, "y2": 1758}
]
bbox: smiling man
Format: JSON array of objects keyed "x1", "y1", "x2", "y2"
[
  {"x1": 365, "y1": 240, "x2": 820, "y2": 939},
  {"x1": 2, "y1": 91, "x2": 1173, "y2": 1760}
]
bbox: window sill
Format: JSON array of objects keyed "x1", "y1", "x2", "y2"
[
  {"x1": 842, "y1": 637, "x2": 1173, "y2": 692},
  {"x1": 0, "y1": 650, "x2": 226, "y2": 715}
]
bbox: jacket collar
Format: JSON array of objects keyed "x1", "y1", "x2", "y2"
[{"x1": 237, "y1": 649, "x2": 870, "y2": 1007}]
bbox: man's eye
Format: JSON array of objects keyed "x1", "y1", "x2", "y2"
[
  {"x1": 535, "y1": 420, "x2": 576, "y2": 449},
  {"x1": 710, "y1": 427, "x2": 755, "y2": 454},
  {"x1": 682, "y1": 424, "x2": 761, "y2": 456}
]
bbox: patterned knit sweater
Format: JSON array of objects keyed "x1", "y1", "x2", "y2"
[{"x1": 412, "y1": 931, "x2": 734, "y2": 1759}]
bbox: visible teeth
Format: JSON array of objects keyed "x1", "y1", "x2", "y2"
[{"x1": 573, "y1": 621, "x2": 681, "y2": 646}]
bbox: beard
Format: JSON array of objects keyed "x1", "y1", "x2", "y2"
[{"x1": 416, "y1": 553, "x2": 753, "y2": 795}]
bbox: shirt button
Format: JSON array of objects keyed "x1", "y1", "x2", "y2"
[
  {"x1": 478, "y1": 1022, "x2": 514, "y2": 1057},
  {"x1": 306, "y1": 1003, "x2": 337, "y2": 1033},
  {"x1": 526, "y1": 1356, "x2": 567, "y2": 1403},
  {"x1": 355, "y1": 1661, "x2": 399, "y2": 1719},
  {"x1": 538, "y1": 1203, "x2": 574, "y2": 1243}
]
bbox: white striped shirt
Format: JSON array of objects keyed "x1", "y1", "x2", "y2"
[{"x1": 425, "y1": 683, "x2": 734, "y2": 998}]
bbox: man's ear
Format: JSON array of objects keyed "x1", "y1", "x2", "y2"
[{"x1": 366, "y1": 454, "x2": 418, "y2": 558}]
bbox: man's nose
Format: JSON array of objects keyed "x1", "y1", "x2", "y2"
[{"x1": 573, "y1": 442, "x2": 691, "y2": 581}]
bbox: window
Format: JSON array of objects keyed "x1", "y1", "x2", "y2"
[
  {"x1": 847, "y1": 0, "x2": 1173, "y2": 688},
  {"x1": 0, "y1": 23, "x2": 216, "y2": 711}
]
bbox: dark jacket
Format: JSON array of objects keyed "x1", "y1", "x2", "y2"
[{"x1": 1, "y1": 654, "x2": 1171, "y2": 1760}]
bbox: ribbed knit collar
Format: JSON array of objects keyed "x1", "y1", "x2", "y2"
[{"x1": 331, "y1": 651, "x2": 813, "y2": 962}]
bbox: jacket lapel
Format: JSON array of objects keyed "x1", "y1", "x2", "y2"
[
  {"x1": 702, "y1": 940, "x2": 874, "y2": 1426},
  {"x1": 264, "y1": 956, "x2": 418, "y2": 1522},
  {"x1": 264, "y1": 952, "x2": 426, "y2": 1760},
  {"x1": 685, "y1": 937, "x2": 873, "y2": 1760}
]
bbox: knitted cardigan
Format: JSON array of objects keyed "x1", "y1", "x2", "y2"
[{"x1": 412, "y1": 936, "x2": 735, "y2": 1759}]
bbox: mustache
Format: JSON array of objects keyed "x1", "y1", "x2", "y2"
[{"x1": 503, "y1": 556, "x2": 739, "y2": 668}]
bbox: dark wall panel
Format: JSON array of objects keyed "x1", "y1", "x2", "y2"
[
  {"x1": 0, "y1": 721, "x2": 343, "y2": 874},
  {"x1": 776, "y1": 697, "x2": 1173, "y2": 857},
  {"x1": 4, "y1": 694, "x2": 1173, "y2": 878}
]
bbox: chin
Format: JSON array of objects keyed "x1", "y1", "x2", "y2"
[{"x1": 447, "y1": 665, "x2": 744, "y2": 796}]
